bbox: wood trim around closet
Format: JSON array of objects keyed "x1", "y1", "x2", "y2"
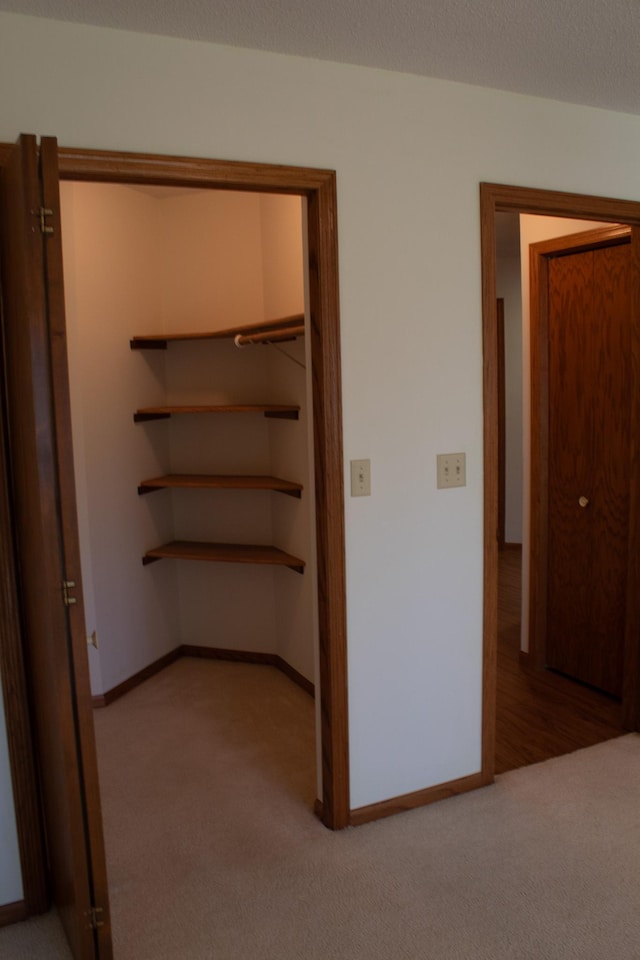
[
  {"x1": 349, "y1": 772, "x2": 483, "y2": 826},
  {"x1": 56, "y1": 146, "x2": 336, "y2": 192},
  {"x1": 0, "y1": 377, "x2": 48, "y2": 915},
  {"x1": 0, "y1": 900, "x2": 28, "y2": 928},
  {"x1": 480, "y1": 183, "x2": 640, "y2": 782},
  {"x1": 26, "y1": 144, "x2": 349, "y2": 831}
]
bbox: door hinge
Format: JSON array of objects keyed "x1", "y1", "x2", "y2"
[
  {"x1": 39, "y1": 206, "x2": 54, "y2": 235},
  {"x1": 62, "y1": 580, "x2": 77, "y2": 606},
  {"x1": 85, "y1": 906, "x2": 105, "y2": 930}
]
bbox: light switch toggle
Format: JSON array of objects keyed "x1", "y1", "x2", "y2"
[
  {"x1": 350, "y1": 459, "x2": 371, "y2": 497},
  {"x1": 437, "y1": 453, "x2": 466, "y2": 489}
]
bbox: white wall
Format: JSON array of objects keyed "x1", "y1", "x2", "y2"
[
  {"x1": 259, "y1": 196, "x2": 318, "y2": 681},
  {"x1": 2, "y1": 12, "x2": 640, "y2": 870},
  {"x1": 159, "y1": 189, "x2": 279, "y2": 657},
  {"x1": 519, "y1": 215, "x2": 612, "y2": 652},
  {"x1": 62, "y1": 182, "x2": 180, "y2": 694},
  {"x1": 259, "y1": 195, "x2": 305, "y2": 320}
]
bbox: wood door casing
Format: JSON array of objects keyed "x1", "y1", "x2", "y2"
[
  {"x1": 0, "y1": 135, "x2": 111, "y2": 958},
  {"x1": 546, "y1": 238, "x2": 631, "y2": 696},
  {"x1": 0, "y1": 345, "x2": 48, "y2": 915},
  {"x1": 497, "y1": 299, "x2": 506, "y2": 548},
  {"x1": 40, "y1": 137, "x2": 113, "y2": 953},
  {"x1": 481, "y1": 185, "x2": 640, "y2": 783},
  {"x1": 0, "y1": 136, "x2": 347, "y2": 868}
]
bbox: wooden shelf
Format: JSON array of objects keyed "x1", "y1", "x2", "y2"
[
  {"x1": 138, "y1": 474, "x2": 302, "y2": 498},
  {"x1": 133, "y1": 404, "x2": 299, "y2": 423},
  {"x1": 142, "y1": 540, "x2": 305, "y2": 574},
  {"x1": 130, "y1": 314, "x2": 304, "y2": 350}
]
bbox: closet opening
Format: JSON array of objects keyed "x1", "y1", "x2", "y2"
[
  {"x1": 480, "y1": 182, "x2": 640, "y2": 783},
  {"x1": 0, "y1": 138, "x2": 348, "y2": 955},
  {"x1": 60, "y1": 176, "x2": 324, "y2": 799}
]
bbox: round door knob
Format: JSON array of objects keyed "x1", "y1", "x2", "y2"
[{"x1": 578, "y1": 496, "x2": 589, "y2": 508}]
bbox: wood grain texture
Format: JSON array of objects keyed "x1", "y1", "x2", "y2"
[
  {"x1": 497, "y1": 298, "x2": 506, "y2": 549},
  {"x1": 349, "y1": 773, "x2": 484, "y2": 826},
  {"x1": 57, "y1": 146, "x2": 335, "y2": 193},
  {"x1": 546, "y1": 249, "x2": 596, "y2": 682},
  {"x1": 480, "y1": 184, "x2": 499, "y2": 785},
  {"x1": 307, "y1": 172, "x2": 350, "y2": 828},
  {"x1": 137, "y1": 474, "x2": 302, "y2": 497},
  {"x1": 530, "y1": 227, "x2": 631, "y2": 694},
  {"x1": 0, "y1": 135, "x2": 100, "y2": 959},
  {"x1": 622, "y1": 226, "x2": 640, "y2": 729},
  {"x1": 496, "y1": 548, "x2": 624, "y2": 772},
  {"x1": 40, "y1": 136, "x2": 113, "y2": 957},
  {"x1": 480, "y1": 183, "x2": 640, "y2": 225},
  {"x1": 142, "y1": 540, "x2": 305, "y2": 573},
  {"x1": 546, "y1": 240, "x2": 630, "y2": 696},
  {"x1": 528, "y1": 244, "x2": 550, "y2": 672},
  {"x1": 0, "y1": 345, "x2": 47, "y2": 913}
]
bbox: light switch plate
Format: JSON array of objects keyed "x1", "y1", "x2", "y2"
[
  {"x1": 350, "y1": 459, "x2": 371, "y2": 496},
  {"x1": 437, "y1": 453, "x2": 466, "y2": 489}
]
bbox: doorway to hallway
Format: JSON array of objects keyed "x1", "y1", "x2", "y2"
[{"x1": 480, "y1": 182, "x2": 640, "y2": 780}]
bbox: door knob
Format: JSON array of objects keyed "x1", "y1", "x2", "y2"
[{"x1": 578, "y1": 496, "x2": 589, "y2": 508}]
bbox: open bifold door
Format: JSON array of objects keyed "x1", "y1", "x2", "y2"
[{"x1": 0, "y1": 134, "x2": 112, "y2": 959}]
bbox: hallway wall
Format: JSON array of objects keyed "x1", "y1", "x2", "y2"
[{"x1": 3, "y1": 12, "x2": 640, "y2": 899}]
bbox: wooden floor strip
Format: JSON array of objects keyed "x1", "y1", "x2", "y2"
[{"x1": 496, "y1": 546, "x2": 624, "y2": 774}]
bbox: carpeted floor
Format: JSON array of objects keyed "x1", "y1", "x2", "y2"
[{"x1": 1, "y1": 659, "x2": 639, "y2": 959}]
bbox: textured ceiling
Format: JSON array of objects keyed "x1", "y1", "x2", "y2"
[{"x1": 3, "y1": 0, "x2": 640, "y2": 116}]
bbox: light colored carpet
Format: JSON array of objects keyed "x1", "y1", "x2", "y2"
[{"x1": 1, "y1": 658, "x2": 639, "y2": 959}]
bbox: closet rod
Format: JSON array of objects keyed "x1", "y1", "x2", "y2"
[{"x1": 234, "y1": 325, "x2": 305, "y2": 347}]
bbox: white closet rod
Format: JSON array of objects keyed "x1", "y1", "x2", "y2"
[{"x1": 233, "y1": 325, "x2": 305, "y2": 346}]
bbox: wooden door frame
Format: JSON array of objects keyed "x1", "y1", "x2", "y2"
[
  {"x1": 481, "y1": 183, "x2": 640, "y2": 782},
  {"x1": 57, "y1": 152, "x2": 350, "y2": 831},
  {"x1": 0, "y1": 142, "x2": 349, "y2": 922},
  {"x1": 496, "y1": 298, "x2": 505, "y2": 550},
  {"x1": 0, "y1": 351, "x2": 48, "y2": 921},
  {"x1": 528, "y1": 225, "x2": 632, "y2": 687}
]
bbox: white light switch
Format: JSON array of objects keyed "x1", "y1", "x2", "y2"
[
  {"x1": 350, "y1": 459, "x2": 371, "y2": 496},
  {"x1": 437, "y1": 453, "x2": 466, "y2": 489}
]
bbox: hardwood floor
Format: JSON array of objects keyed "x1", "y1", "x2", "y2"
[{"x1": 496, "y1": 545, "x2": 625, "y2": 774}]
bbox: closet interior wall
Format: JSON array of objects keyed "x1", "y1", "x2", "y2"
[{"x1": 60, "y1": 181, "x2": 317, "y2": 698}]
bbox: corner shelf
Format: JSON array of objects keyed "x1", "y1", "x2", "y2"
[
  {"x1": 142, "y1": 540, "x2": 305, "y2": 574},
  {"x1": 133, "y1": 404, "x2": 299, "y2": 423},
  {"x1": 138, "y1": 474, "x2": 302, "y2": 499},
  {"x1": 130, "y1": 314, "x2": 304, "y2": 350},
  {"x1": 133, "y1": 318, "x2": 306, "y2": 577}
]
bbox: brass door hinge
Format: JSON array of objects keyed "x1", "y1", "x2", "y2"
[
  {"x1": 85, "y1": 906, "x2": 105, "y2": 930},
  {"x1": 62, "y1": 580, "x2": 77, "y2": 606},
  {"x1": 39, "y1": 206, "x2": 54, "y2": 235}
]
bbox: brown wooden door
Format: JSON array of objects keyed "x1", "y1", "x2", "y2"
[
  {"x1": 0, "y1": 134, "x2": 112, "y2": 958},
  {"x1": 546, "y1": 237, "x2": 631, "y2": 697}
]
